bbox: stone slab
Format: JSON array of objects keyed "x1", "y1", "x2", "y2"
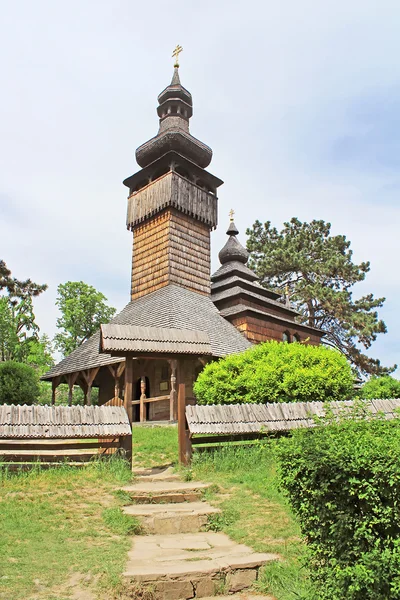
[
  {"x1": 123, "y1": 501, "x2": 219, "y2": 517},
  {"x1": 200, "y1": 596, "x2": 275, "y2": 599},
  {"x1": 132, "y1": 465, "x2": 180, "y2": 482},
  {"x1": 123, "y1": 481, "x2": 210, "y2": 493},
  {"x1": 124, "y1": 531, "x2": 279, "y2": 580}
]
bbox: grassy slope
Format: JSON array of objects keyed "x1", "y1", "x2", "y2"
[
  {"x1": 0, "y1": 459, "x2": 136, "y2": 600},
  {"x1": 0, "y1": 427, "x2": 313, "y2": 600}
]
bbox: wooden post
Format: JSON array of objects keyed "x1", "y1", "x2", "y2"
[
  {"x1": 178, "y1": 380, "x2": 189, "y2": 465},
  {"x1": 81, "y1": 367, "x2": 100, "y2": 406},
  {"x1": 51, "y1": 377, "x2": 61, "y2": 405},
  {"x1": 140, "y1": 376, "x2": 146, "y2": 423},
  {"x1": 66, "y1": 372, "x2": 79, "y2": 406},
  {"x1": 116, "y1": 362, "x2": 125, "y2": 398},
  {"x1": 124, "y1": 357, "x2": 133, "y2": 425},
  {"x1": 169, "y1": 359, "x2": 177, "y2": 422},
  {"x1": 107, "y1": 362, "x2": 125, "y2": 400}
]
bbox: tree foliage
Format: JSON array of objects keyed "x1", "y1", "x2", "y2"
[
  {"x1": 0, "y1": 260, "x2": 48, "y2": 362},
  {"x1": 358, "y1": 375, "x2": 400, "y2": 400},
  {"x1": 54, "y1": 281, "x2": 116, "y2": 356},
  {"x1": 246, "y1": 218, "x2": 392, "y2": 376},
  {"x1": 277, "y1": 413, "x2": 400, "y2": 599},
  {"x1": 194, "y1": 340, "x2": 354, "y2": 405},
  {"x1": 0, "y1": 361, "x2": 40, "y2": 405}
]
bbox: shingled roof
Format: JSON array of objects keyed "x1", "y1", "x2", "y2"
[
  {"x1": 100, "y1": 324, "x2": 212, "y2": 355},
  {"x1": 43, "y1": 285, "x2": 251, "y2": 380}
]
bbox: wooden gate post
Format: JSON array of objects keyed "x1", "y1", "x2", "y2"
[{"x1": 178, "y1": 380, "x2": 191, "y2": 465}]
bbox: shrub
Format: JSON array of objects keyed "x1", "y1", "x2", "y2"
[
  {"x1": 277, "y1": 415, "x2": 400, "y2": 599},
  {"x1": 358, "y1": 375, "x2": 400, "y2": 399},
  {"x1": 194, "y1": 340, "x2": 354, "y2": 404},
  {"x1": 0, "y1": 361, "x2": 40, "y2": 405}
]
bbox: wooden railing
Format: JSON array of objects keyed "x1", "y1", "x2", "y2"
[{"x1": 132, "y1": 395, "x2": 174, "y2": 422}]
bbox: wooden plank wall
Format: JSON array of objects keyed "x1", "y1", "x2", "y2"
[
  {"x1": 0, "y1": 437, "x2": 128, "y2": 469},
  {"x1": 131, "y1": 208, "x2": 211, "y2": 300},
  {"x1": 230, "y1": 315, "x2": 321, "y2": 345}
]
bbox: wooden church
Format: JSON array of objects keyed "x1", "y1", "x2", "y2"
[{"x1": 43, "y1": 54, "x2": 324, "y2": 422}]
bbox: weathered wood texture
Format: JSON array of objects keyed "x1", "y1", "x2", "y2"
[
  {"x1": 186, "y1": 399, "x2": 400, "y2": 436},
  {"x1": 0, "y1": 404, "x2": 131, "y2": 439},
  {"x1": 221, "y1": 296, "x2": 297, "y2": 320},
  {"x1": 0, "y1": 437, "x2": 129, "y2": 467},
  {"x1": 0, "y1": 404, "x2": 132, "y2": 468},
  {"x1": 230, "y1": 315, "x2": 321, "y2": 345},
  {"x1": 131, "y1": 208, "x2": 211, "y2": 299},
  {"x1": 127, "y1": 171, "x2": 218, "y2": 230}
]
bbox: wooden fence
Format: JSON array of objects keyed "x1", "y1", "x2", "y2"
[
  {"x1": 0, "y1": 404, "x2": 132, "y2": 469},
  {"x1": 184, "y1": 399, "x2": 400, "y2": 459}
]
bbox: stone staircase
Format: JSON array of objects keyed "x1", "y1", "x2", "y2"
[{"x1": 120, "y1": 466, "x2": 278, "y2": 600}]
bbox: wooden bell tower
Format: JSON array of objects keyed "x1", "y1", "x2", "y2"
[{"x1": 123, "y1": 60, "x2": 223, "y2": 300}]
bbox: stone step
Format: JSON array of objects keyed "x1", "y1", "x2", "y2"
[
  {"x1": 201, "y1": 596, "x2": 274, "y2": 600},
  {"x1": 132, "y1": 465, "x2": 180, "y2": 482},
  {"x1": 122, "y1": 480, "x2": 211, "y2": 503},
  {"x1": 124, "y1": 531, "x2": 279, "y2": 600},
  {"x1": 123, "y1": 501, "x2": 220, "y2": 534}
]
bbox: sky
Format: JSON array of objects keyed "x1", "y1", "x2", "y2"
[{"x1": 1, "y1": 0, "x2": 399, "y2": 372}]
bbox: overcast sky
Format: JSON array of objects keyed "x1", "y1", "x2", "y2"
[{"x1": 1, "y1": 0, "x2": 399, "y2": 372}]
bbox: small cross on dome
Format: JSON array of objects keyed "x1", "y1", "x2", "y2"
[
  {"x1": 229, "y1": 209, "x2": 235, "y2": 222},
  {"x1": 172, "y1": 45, "x2": 183, "y2": 67}
]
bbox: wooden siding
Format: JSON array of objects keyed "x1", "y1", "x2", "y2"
[
  {"x1": 220, "y1": 296, "x2": 297, "y2": 321},
  {"x1": 230, "y1": 314, "x2": 321, "y2": 345},
  {"x1": 131, "y1": 208, "x2": 211, "y2": 300},
  {"x1": 127, "y1": 171, "x2": 218, "y2": 229}
]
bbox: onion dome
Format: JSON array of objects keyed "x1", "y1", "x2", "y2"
[
  {"x1": 135, "y1": 67, "x2": 213, "y2": 169},
  {"x1": 218, "y1": 220, "x2": 250, "y2": 265}
]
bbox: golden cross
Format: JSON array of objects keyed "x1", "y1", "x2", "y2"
[
  {"x1": 229, "y1": 209, "x2": 235, "y2": 221},
  {"x1": 172, "y1": 45, "x2": 183, "y2": 67}
]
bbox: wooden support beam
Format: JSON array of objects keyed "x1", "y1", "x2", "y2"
[
  {"x1": 116, "y1": 362, "x2": 125, "y2": 378},
  {"x1": 169, "y1": 359, "x2": 177, "y2": 422},
  {"x1": 78, "y1": 379, "x2": 88, "y2": 404},
  {"x1": 107, "y1": 362, "x2": 125, "y2": 400},
  {"x1": 51, "y1": 376, "x2": 61, "y2": 405},
  {"x1": 66, "y1": 372, "x2": 79, "y2": 406},
  {"x1": 81, "y1": 367, "x2": 99, "y2": 405},
  {"x1": 124, "y1": 358, "x2": 133, "y2": 425}
]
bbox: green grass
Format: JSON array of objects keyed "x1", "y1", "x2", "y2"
[
  {"x1": 0, "y1": 458, "x2": 135, "y2": 600},
  {"x1": 188, "y1": 440, "x2": 316, "y2": 600},
  {"x1": 0, "y1": 428, "x2": 313, "y2": 600},
  {"x1": 132, "y1": 425, "x2": 178, "y2": 467}
]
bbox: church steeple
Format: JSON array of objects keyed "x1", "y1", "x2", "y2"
[
  {"x1": 135, "y1": 65, "x2": 212, "y2": 169},
  {"x1": 123, "y1": 56, "x2": 223, "y2": 301}
]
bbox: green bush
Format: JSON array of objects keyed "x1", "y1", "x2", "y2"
[
  {"x1": 194, "y1": 341, "x2": 354, "y2": 404},
  {"x1": 0, "y1": 361, "x2": 40, "y2": 405},
  {"x1": 277, "y1": 415, "x2": 400, "y2": 599},
  {"x1": 358, "y1": 375, "x2": 400, "y2": 399}
]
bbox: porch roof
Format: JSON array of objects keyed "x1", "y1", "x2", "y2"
[{"x1": 100, "y1": 324, "x2": 212, "y2": 355}]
